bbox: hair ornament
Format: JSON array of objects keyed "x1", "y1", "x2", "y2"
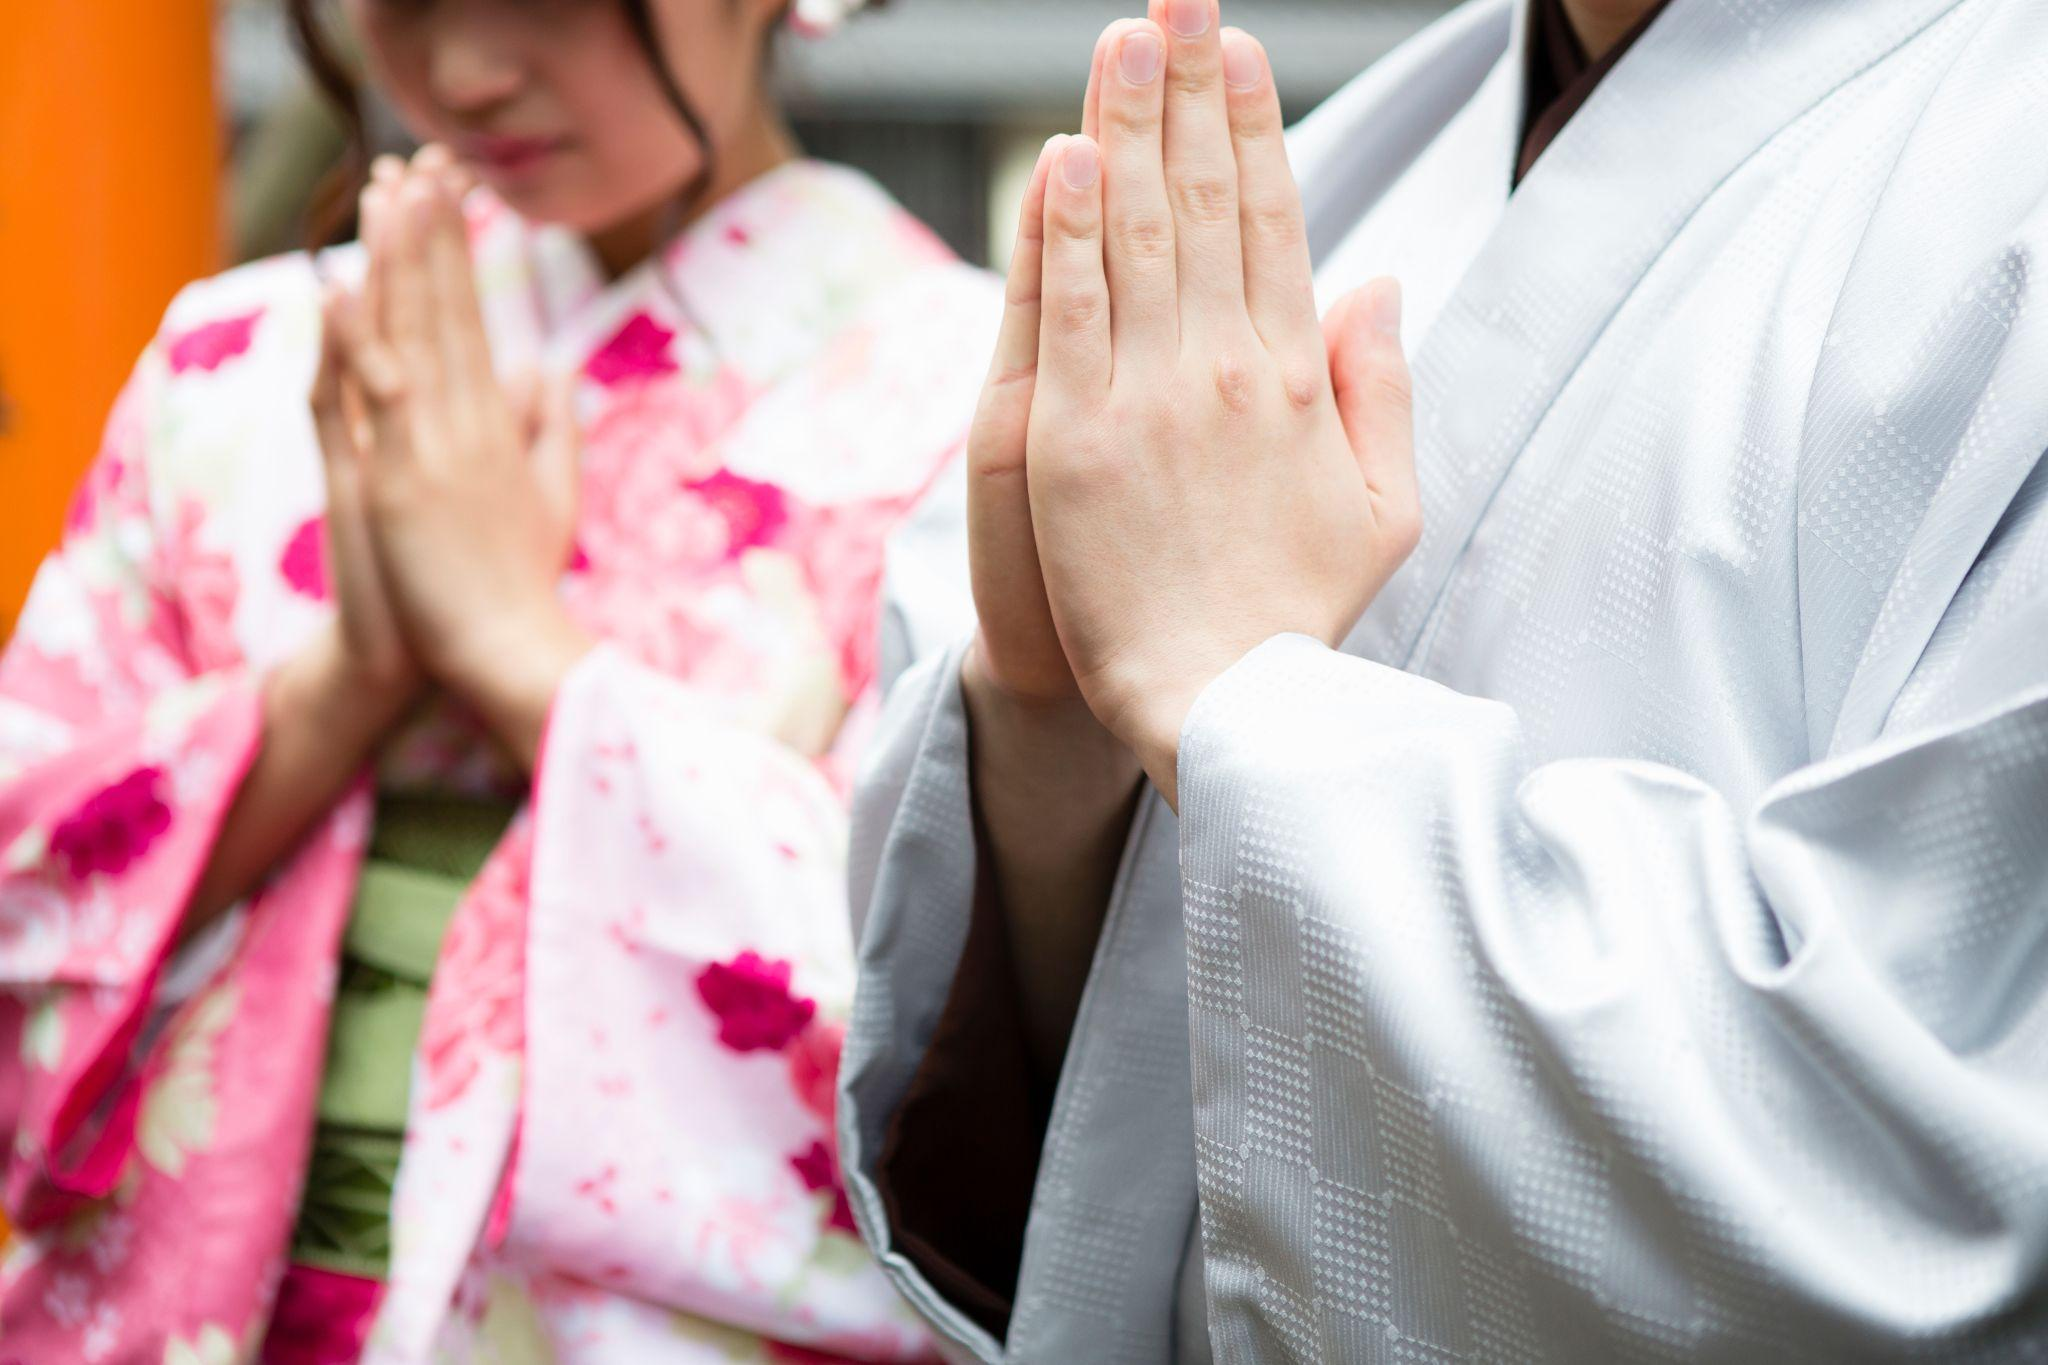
[{"x1": 787, "y1": 0, "x2": 873, "y2": 37}]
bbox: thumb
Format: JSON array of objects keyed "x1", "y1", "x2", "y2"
[
  {"x1": 965, "y1": 135, "x2": 1076, "y2": 702},
  {"x1": 312, "y1": 287, "x2": 368, "y2": 485},
  {"x1": 1327, "y1": 277, "x2": 1419, "y2": 532}
]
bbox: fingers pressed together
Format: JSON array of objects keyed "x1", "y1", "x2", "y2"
[
  {"x1": 1036, "y1": 0, "x2": 1326, "y2": 399},
  {"x1": 981, "y1": 0, "x2": 1420, "y2": 807},
  {"x1": 312, "y1": 144, "x2": 515, "y2": 472}
]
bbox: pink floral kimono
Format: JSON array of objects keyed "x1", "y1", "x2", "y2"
[{"x1": 0, "y1": 161, "x2": 995, "y2": 1363}]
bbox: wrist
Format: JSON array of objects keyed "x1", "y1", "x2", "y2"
[
  {"x1": 274, "y1": 623, "x2": 418, "y2": 756},
  {"x1": 962, "y1": 640, "x2": 1140, "y2": 822},
  {"x1": 1110, "y1": 688, "x2": 1195, "y2": 815},
  {"x1": 963, "y1": 642, "x2": 1134, "y2": 772},
  {"x1": 1092, "y1": 650, "x2": 1249, "y2": 815},
  {"x1": 433, "y1": 600, "x2": 594, "y2": 771}
]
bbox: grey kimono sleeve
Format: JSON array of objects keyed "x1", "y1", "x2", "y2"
[
  {"x1": 842, "y1": 637, "x2": 1206, "y2": 1364},
  {"x1": 1173, "y1": 485, "x2": 2048, "y2": 1360},
  {"x1": 844, "y1": 399, "x2": 1211, "y2": 1362}
]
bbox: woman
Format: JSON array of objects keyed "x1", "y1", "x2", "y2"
[{"x1": 0, "y1": 0, "x2": 994, "y2": 1359}]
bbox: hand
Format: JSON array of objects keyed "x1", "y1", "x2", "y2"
[
  {"x1": 966, "y1": 132, "x2": 1079, "y2": 709},
  {"x1": 1022, "y1": 1, "x2": 1419, "y2": 808},
  {"x1": 305, "y1": 206, "x2": 422, "y2": 734},
  {"x1": 960, "y1": 25, "x2": 1179, "y2": 887},
  {"x1": 965, "y1": 19, "x2": 1136, "y2": 712},
  {"x1": 334, "y1": 147, "x2": 590, "y2": 768}
]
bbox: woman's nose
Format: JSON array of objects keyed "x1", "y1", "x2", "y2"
[{"x1": 427, "y1": 16, "x2": 524, "y2": 115}]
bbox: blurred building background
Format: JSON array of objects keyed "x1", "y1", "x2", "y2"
[
  {"x1": 788, "y1": 0, "x2": 1453, "y2": 268},
  {"x1": 222, "y1": 0, "x2": 1454, "y2": 264},
  {"x1": 3, "y1": 0, "x2": 1453, "y2": 630}
]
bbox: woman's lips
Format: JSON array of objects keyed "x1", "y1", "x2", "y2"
[{"x1": 460, "y1": 133, "x2": 569, "y2": 176}]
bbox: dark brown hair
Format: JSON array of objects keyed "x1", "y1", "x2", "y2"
[{"x1": 285, "y1": 0, "x2": 740, "y2": 246}]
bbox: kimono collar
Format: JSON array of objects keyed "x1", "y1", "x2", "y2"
[
  {"x1": 1323, "y1": 0, "x2": 1978, "y2": 669},
  {"x1": 1515, "y1": 0, "x2": 1674, "y2": 184},
  {"x1": 468, "y1": 160, "x2": 952, "y2": 392}
]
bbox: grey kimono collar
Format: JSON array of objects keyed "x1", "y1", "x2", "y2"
[{"x1": 1340, "y1": 0, "x2": 1978, "y2": 671}]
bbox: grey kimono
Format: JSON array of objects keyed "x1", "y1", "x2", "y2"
[{"x1": 843, "y1": 0, "x2": 2048, "y2": 1358}]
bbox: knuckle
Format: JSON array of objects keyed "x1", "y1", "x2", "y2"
[
  {"x1": 1052, "y1": 290, "x2": 1107, "y2": 336},
  {"x1": 1210, "y1": 351, "x2": 1256, "y2": 414},
  {"x1": 966, "y1": 428, "x2": 1025, "y2": 483},
  {"x1": 1278, "y1": 360, "x2": 1323, "y2": 413},
  {"x1": 1048, "y1": 201, "x2": 1102, "y2": 242},
  {"x1": 1172, "y1": 173, "x2": 1238, "y2": 227},
  {"x1": 1103, "y1": 96, "x2": 1162, "y2": 140},
  {"x1": 978, "y1": 359, "x2": 1038, "y2": 422},
  {"x1": 984, "y1": 356, "x2": 1039, "y2": 392},
  {"x1": 1114, "y1": 213, "x2": 1175, "y2": 265},
  {"x1": 1242, "y1": 193, "x2": 1305, "y2": 250},
  {"x1": 1169, "y1": 58, "x2": 1219, "y2": 100},
  {"x1": 1228, "y1": 82, "x2": 1282, "y2": 131}
]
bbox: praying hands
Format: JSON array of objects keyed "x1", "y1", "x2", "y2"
[
  {"x1": 972, "y1": 0, "x2": 1420, "y2": 811},
  {"x1": 313, "y1": 146, "x2": 589, "y2": 772}
]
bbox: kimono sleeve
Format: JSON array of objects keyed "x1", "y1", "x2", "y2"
[
  {"x1": 508, "y1": 644, "x2": 933, "y2": 1356},
  {"x1": 0, "y1": 354, "x2": 267, "y2": 1224},
  {"x1": 1172, "y1": 521, "x2": 2048, "y2": 1354}
]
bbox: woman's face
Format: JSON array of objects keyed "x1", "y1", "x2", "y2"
[{"x1": 345, "y1": 0, "x2": 777, "y2": 234}]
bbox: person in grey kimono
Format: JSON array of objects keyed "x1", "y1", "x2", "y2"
[{"x1": 842, "y1": 0, "x2": 2048, "y2": 1359}]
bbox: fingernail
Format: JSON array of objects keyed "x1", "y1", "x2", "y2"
[
  {"x1": 1222, "y1": 35, "x2": 1262, "y2": 89},
  {"x1": 1062, "y1": 138, "x2": 1100, "y2": 190},
  {"x1": 1120, "y1": 31, "x2": 1163, "y2": 84},
  {"x1": 1165, "y1": 0, "x2": 1209, "y2": 39},
  {"x1": 1368, "y1": 279, "x2": 1403, "y2": 340}
]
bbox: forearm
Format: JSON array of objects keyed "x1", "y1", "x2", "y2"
[
  {"x1": 961, "y1": 643, "x2": 1143, "y2": 1089},
  {"x1": 184, "y1": 624, "x2": 411, "y2": 934}
]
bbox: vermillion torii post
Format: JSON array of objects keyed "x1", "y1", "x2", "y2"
[{"x1": 0, "y1": 0, "x2": 222, "y2": 634}]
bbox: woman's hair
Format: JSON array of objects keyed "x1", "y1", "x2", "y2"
[
  {"x1": 286, "y1": 0, "x2": 373, "y2": 245},
  {"x1": 285, "y1": 0, "x2": 750, "y2": 246}
]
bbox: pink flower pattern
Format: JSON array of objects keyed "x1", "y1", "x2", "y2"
[
  {"x1": 690, "y1": 468, "x2": 791, "y2": 560},
  {"x1": 696, "y1": 951, "x2": 817, "y2": 1053},
  {"x1": 585, "y1": 311, "x2": 679, "y2": 386},
  {"x1": 0, "y1": 161, "x2": 992, "y2": 1363},
  {"x1": 60, "y1": 389, "x2": 140, "y2": 537},
  {"x1": 49, "y1": 767, "x2": 172, "y2": 881},
  {"x1": 789, "y1": 1139, "x2": 859, "y2": 1235},
  {"x1": 278, "y1": 516, "x2": 329, "y2": 600},
  {"x1": 165, "y1": 309, "x2": 264, "y2": 375},
  {"x1": 417, "y1": 822, "x2": 531, "y2": 1111},
  {"x1": 786, "y1": 1020, "x2": 844, "y2": 1124},
  {"x1": 157, "y1": 501, "x2": 244, "y2": 676}
]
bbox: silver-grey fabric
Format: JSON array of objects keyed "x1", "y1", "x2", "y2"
[{"x1": 842, "y1": 0, "x2": 2048, "y2": 1358}]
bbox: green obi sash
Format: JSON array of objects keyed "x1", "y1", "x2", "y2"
[{"x1": 289, "y1": 793, "x2": 516, "y2": 1278}]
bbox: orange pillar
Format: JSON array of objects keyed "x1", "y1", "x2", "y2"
[{"x1": 0, "y1": 0, "x2": 222, "y2": 636}]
